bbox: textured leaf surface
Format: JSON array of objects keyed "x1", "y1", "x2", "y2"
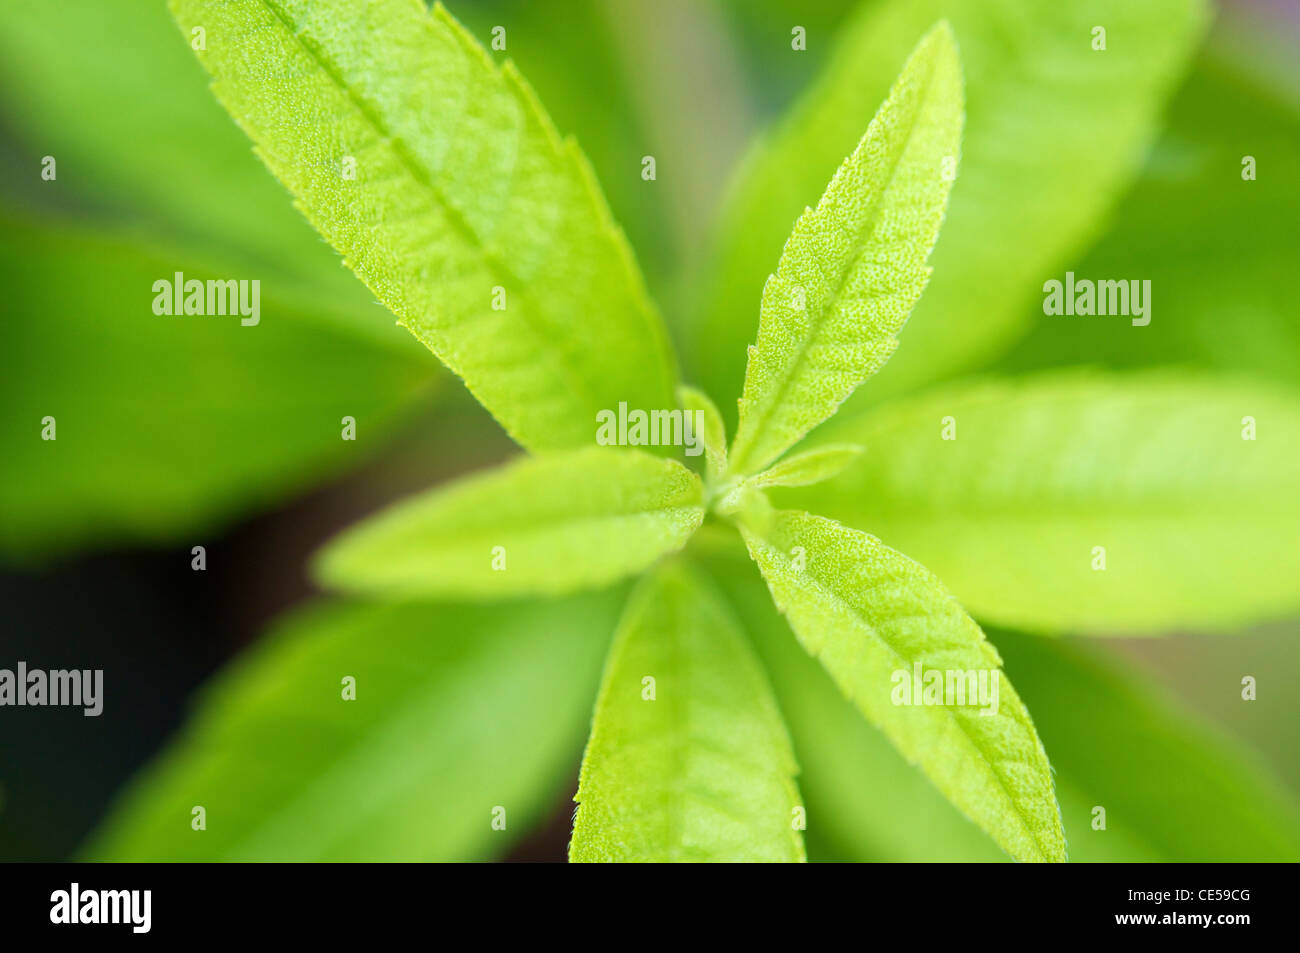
[
  {"x1": 710, "y1": 548, "x2": 1300, "y2": 861},
  {"x1": 314, "y1": 448, "x2": 703, "y2": 599},
  {"x1": 704, "y1": 548, "x2": 1005, "y2": 862},
  {"x1": 0, "y1": 218, "x2": 430, "y2": 562},
  {"x1": 571, "y1": 563, "x2": 804, "y2": 862},
  {"x1": 678, "y1": 385, "x2": 728, "y2": 486},
  {"x1": 791, "y1": 372, "x2": 1300, "y2": 634},
  {"x1": 748, "y1": 444, "x2": 863, "y2": 490},
  {"x1": 728, "y1": 22, "x2": 962, "y2": 474},
  {"x1": 170, "y1": 0, "x2": 677, "y2": 451},
  {"x1": 739, "y1": 508, "x2": 1065, "y2": 862},
  {"x1": 87, "y1": 592, "x2": 621, "y2": 861},
  {"x1": 695, "y1": 0, "x2": 1207, "y2": 425}
]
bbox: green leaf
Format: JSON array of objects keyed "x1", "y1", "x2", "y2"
[
  {"x1": 702, "y1": 546, "x2": 1006, "y2": 862},
  {"x1": 708, "y1": 545, "x2": 1300, "y2": 861},
  {"x1": 677, "y1": 385, "x2": 728, "y2": 485},
  {"x1": 570, "y1": 562, "x2": 805, "y2": 862},
  {"x1": 170, "y1": 0, "x2": 678, "y2": 451},
  {"x1": 0, "y1": 217, "x2": 431, "y2": 562},
  {"x1": 738, "y1": 507, "x2": 1065, "y2": 862},
  {"x1": 693, "y1": 0, "x2": 1208, "y2": 426},
  {"x1": 314, "y1": 448, "x2": 704, "y2": 600},
  {"x1": 86, "y1": 591, "x2": 623, "y2": 861},
  {"x1": 728, "y1": 21, "x2": 963, "y2": 475},
  {"x1": 788, "y1": 372, "x2": 1300, "y2": 634},
  {"x1": 999, "y1": 30, "x2": 1300, "y2": 389},
  {"x1": 747, "y1": 444, "x2": 863, "y2": 489}
]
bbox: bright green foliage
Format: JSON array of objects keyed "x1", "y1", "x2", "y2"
[
  {"x1": 747, "y1": 444, "x2": 863, "y2": 490},
  {"x1": 169, "y1": 0, "x2": 677, "y2": 452},
  {"x1": 791, "y1": 372, "x2": 1300, "y2": 634},
  {"x1": 728, "y1": 22, "x2": 962, "y2": 475},
  {"x1": 711, "y1": 553, "x2": 1300, "y2": 861},
  {"x1": 739, "y1": 508, "x2": 1066, "y2": 862},
  {"x1": 87, "y1": 592, "x2": 622, "y2": 861},
  {"x1": 702, "y1": 542, "x2": 1006, "y2": 862},
  {"x1": 0, "y1": 219, "x2": 431, "y2": 561},
  {"x1": 678, "y1": 385, "x2": 729, "y2": 485},
  {"x1": 433, "y1": 0, "x2": 680, "y2": 287},
  {"x1": 314, "y1": 448, "x2": 704, "y2": 599},
  {"x1": 571, "y1": 563, "x2": 805, "y2": 862},
  {"x1": 53, "y1": 0, "x2": 1300, "y2": 867},
  {"x1": 1000, "y1": 35, "x2": 1300, "y2": 389},
  {"x1": 694, "y1": 0, "x2": 1208, "y2": 423}
]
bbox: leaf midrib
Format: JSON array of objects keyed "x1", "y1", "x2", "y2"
[
  {"x1": 381, "y1": 499, "x2": 703, "y2": 542},
  {"x1": 733, "y1": 48, "x2": 942, "y2": 474},
  {"x1": 749, "y1": 529, "x2": 1055, "y2": 862},
  {"x1": 255, "y1": 0, "x2": 603, "y2": 415}
]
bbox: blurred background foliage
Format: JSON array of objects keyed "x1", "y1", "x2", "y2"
[{"x1": 0, "y1": 0, "x2": 1297, "y2": 860}]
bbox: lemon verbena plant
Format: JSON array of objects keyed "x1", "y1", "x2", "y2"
[{"x1": 80, "y1": 0, "x2": 1300, "y2": 863}]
